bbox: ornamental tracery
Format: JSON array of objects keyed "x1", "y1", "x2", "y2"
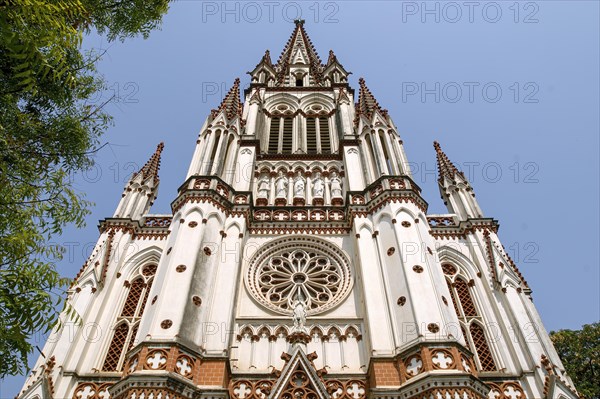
[{"x1": 246, "y1": 237, "x2": 352, "y2": 316}]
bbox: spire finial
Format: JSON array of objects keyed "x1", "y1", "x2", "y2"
[
  {"x1": 135, "y1": 142, "x2": 164, "y2": 183},
  {"x1": 294, "y1": 19, "x2": 305, "y2": 26},
  {"x1": 433, "y1": 140, "x2": 462, "y2": 182}
]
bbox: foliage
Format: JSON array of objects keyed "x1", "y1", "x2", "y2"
[
  {"x1": 550, "y1": 322, "x2": 600, "y2": 399},
  {"x1": 0, "y1": 0, "x2": 169, "y2": 378}
]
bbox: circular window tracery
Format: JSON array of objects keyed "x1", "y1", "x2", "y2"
[{"x1": 246, "y1": 237, "x2": 353, "y2": 316}]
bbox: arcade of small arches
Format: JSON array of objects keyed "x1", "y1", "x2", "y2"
[{"x1": 254, "y1": 163, "x2": 344, "y2": 207}]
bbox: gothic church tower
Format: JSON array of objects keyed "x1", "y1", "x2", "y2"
[{"x1": 18, "y1": 21, "x2": 579, "y2": 399}]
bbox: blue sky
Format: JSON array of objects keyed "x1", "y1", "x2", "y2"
[{"x1": 2, "y1": 1, "x2": 599, "y2": 396}]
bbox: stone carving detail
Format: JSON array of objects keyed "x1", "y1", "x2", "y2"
[
  {"x1": 257, "y1": 175, "x2": 270, "y2": 199},
  {"x1": 246, "y1": 237, "x2": 352, "y2": 316},
  {"x1": 326, "y1": 380, "x2": 367, "y2": 399},
  {"x1": 280, "y1": 365, "x2": 319, "y2": 399},
  {"x1": 145, "y1": 349, "x2": 168, "y2": 370},
  {"x1": 431, "y1": 349, "x2": 454, "y2": 369},
  {"x1": 175, "y1": 354, "x2": 194, "y2": 378},
  {"x1": 294, "y1": 172, "x2": 306, "y2": 198},
  {"x1": 404, "y1": 355, "x2": 423, "y2": 378},
  {"x1": 73, "y1": 383, "x2": 113, "y2": 399},
  {"x1": 330, "y1": 172, "x2": 343, "y2": 200},
  {"x1": 275, "y1": 171, "x2": 288, "y2": 199},
  {"x1": 292, "y1": 300, "x2": 308, "y2": 333},
  {"x1": 144, "y1": 217, "x2": 172, "y2": 228},
  {"x1": 230, "y1": 380, "x2": 274, "y2": 399},
  {"x1": 487, "y1": 382, "x2": 527, "y2": 399}
]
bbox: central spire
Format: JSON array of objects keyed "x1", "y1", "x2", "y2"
[{"x1": 274, "y1": 21, "x2": 324, "y2": 86}]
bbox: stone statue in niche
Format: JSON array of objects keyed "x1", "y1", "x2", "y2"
[
  {"x1": 292, "y1": 299, "x2": 307, "y2": 333},
  {"x1": 275, "y1": 171, "x2": 288, "y2": 199},
  {"x1": 330, "y1": 172, "x2": 343, "y2": 198},
  {"x1": 293, "y1": 172, "x2": 306, "y2": 198},
  {"x1": 312, "y1": 172, "x2": 324, "y2": 198},
  {"x1": 257, "y1": 175, "x2": 269, "y2": 199}
]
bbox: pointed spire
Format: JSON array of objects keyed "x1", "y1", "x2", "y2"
[
  {"x1": 134, "y1": 142, "x2": 164, "y2": 183},
  {"x1": 355, "y1": 78, "x2": 387, "y2": 123},
  {"x1": 211, "y1": 78, "x2": 242, "y2": 120},
  {"x1": 275, "y1": 21, "x2": 323, "y2": 84},
  {"x1": 277, "y1": 20, "x2": 322, "y2": 65},
  {"x1": 433, "y1": 141, "x2": 463, "y2": 182}
]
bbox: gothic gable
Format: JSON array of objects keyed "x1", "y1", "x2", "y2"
[{"x1": 269, "y1": 348, "x2": 329, "y2": 399}]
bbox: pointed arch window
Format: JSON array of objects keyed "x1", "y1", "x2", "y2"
[
  {"x1": 379, "y1": 130, "x2": 392, "y2": 174},
  {"x1": 364, "y1": 134, "x2": 378, "y2": 180},
  {"x1": 442, "y1": 263, "x2": 497, "y2": 372},
  {"x1": 102, "y1": 264, "x2": 157, "y2": 372},
  {"x1": 206, "y1": 130, "x2": 221, "y2": 174}
]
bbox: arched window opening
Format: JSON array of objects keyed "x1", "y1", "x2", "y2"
[
  {"x1": 379, "y1": 131, "x2": 392, "y2": 174},
  {"x1": 470, "y1": 323, "x2": 497, "y2": 371},
  {"x1": 269, "y1": 118, "x2": 280, "y2": 153},
  {"x1": 319, "y1": 117, "x2": 331, "y2": 153},
  {"x1": 296, "y1": 79, "x2": 303, "y2": 87},
  {"x1": 365, "y1": 134, "x2": 378, "y2": 179},
  {"x1": 103, "y1": 323, "x2": 128, "y2": 372},
  {"x1": 443, "y1": 263, "x2": 497, "y2": 372},
  {"x1": 282, "y1": 118, "x2": 293, "y2": 153},
  {"x1": 102, "y1": 264, "x2": 157, "y2": 371},
  {"x1": 121, "y1": 279, "x2": 144, "y2": 317},
  {"x1": 454, "y1": 278, "x2": 477, "y2": 317},
  {"x1": 306, "y1": 117, "x2": 317, "y2": 154},
  {"x1": 222, "y1": 135, "x2": 236, "y2": 181},
  {"x1": 268, "y1": 116, "x2": 294, "y2": 154},
  {"x1": 207, "y1": 131, "x2": 221, "y2": 174}
]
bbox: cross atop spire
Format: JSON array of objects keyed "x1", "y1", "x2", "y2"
[
  {"x1": 211, "y1": 78, "x2": 242, "y2": 120},
  {"x1": 135, "y1": 142, "x2": 164, "y2": 183},
  {"x1": 433, "y1": 141, "x2": 463, "y2": 182},
  {"x1": 355, "y1": 78, "x2": 387, "y2": 122}
]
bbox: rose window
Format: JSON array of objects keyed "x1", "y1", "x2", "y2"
[{"x1": 246, "y1": 237, "x2": 352, "y2": 316}]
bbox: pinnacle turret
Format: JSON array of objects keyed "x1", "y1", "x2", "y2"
[
  {"x1": 433, "y1": 141, "x2": 463, "y2": 182},
  {"x1": 434, "y1": 141, "x2": 483, "y2": 219},
  {"x1": 355, "y1": 78, "x2": 388, "y2": 123},
  {"x1": 211, "y1": 78, "x2": 242, "y2": 120},
  {"x1": 134, "y1": 142, "x2": 164, "y2": 184}
]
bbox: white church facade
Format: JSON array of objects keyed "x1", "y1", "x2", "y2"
[{"x1": 18, "y1": 21, "x2": 579, "y2": 399}]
